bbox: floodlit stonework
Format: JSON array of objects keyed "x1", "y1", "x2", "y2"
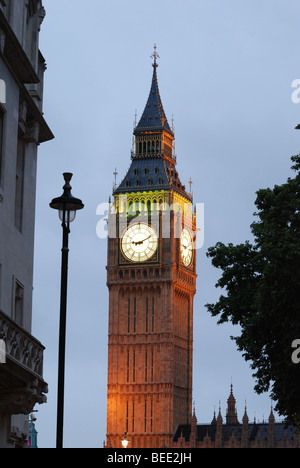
[{"x1": 106, "y1": 49, "x2": 197, "y2": 449}]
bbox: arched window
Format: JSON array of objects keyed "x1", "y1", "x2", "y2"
[{"x1": 156, "y1": 140, "x2": 160, "y2": 153}]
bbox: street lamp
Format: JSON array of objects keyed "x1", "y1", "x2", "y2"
[
  {"x1": 50, "y1": 173, "x2": 84, "y2": 449},
  {"x1": 121, "y1": 433, "x2": 129, "y2": 448}
]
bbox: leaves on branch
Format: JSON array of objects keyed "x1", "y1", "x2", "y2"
[{"x1": 206, "y1": 156, "x2": 300, "y2": 427}]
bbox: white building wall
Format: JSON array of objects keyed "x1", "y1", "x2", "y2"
[{"x1": 0, "y1": 0, "x2": 52, "y2": 448}]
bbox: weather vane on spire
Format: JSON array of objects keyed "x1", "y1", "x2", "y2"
[{"x1": 151, "y1": 43, "x2": 160, "y2": 67}]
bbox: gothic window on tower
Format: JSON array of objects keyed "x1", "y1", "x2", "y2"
[
  {"x1": 151, "y1": 349, "x2": 154, "y2": 381},
  {"x1": 150, "y1": 400, "x2": 153, "y2": 433},
  {"x1": 127, "y1": 351, "x2": 130, "y2": 383},
  {"x1": 145, "y1": 349, "x2": 154, "y2": 382},
  {"x1": 152, "y1": 297, "x2": 155, "y2": 332},
  {"x1": 133, "y1": 350, "x2": 136, "y2": 383},
  {"x1": 145, "y1": 350, "x2": 148, "y2": 382},
  {"x1": 146, "y1": 297, "x2": 149, "y2": 332},
  {"x1": 133, "y1": 297, "x2": 137, "y2": 333},
  {"x1": 132, "y1": 402, "x2": 135, "y2": 432},
  {"x1": 127, "y1": 298, "x2": 130, "y2": 333}
]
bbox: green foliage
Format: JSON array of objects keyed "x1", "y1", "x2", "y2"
[{"x1": 206, "y1": 155, "x2": 300, "y2": 427}]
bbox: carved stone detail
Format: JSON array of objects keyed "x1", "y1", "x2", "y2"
[
  {"x1": 23, "y1": 118, "x2": 40, "y2": 143},
  {"x1": 0, "y1": 312, "x2": 44, "y2": 377},
  {"x1": 0, "y1": 311, "x2": 48, "y2": 415}
]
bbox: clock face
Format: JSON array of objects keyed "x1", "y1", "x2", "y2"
[
  {"x1": 180, "y1": 228, "x2": 193, "y2": 267},
  {"x1": 121, "y1": 223, "x2": 158, "y2": 263}
]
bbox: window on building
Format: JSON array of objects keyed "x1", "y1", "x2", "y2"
[
  {"x1": 127, "y1": 351, "x2": 130, "y2": 383},
  {"x1": 152, "y1": 297, "x2": 155, "y2": 332},
  {"x1": 145, "y1": 350, "x2": 148, "y2": 382},
  {"x1": 126, "y1": 402, "x2": 129, "y2": 432},
  {"x1": 13, "y1": 279, "x2": 24, "y2": 326},
  {"x1": 150, "y1": 400, "x2": 153, "y2": 433},
  {"x1": 14, "y1": 136, "x2": 26, "y2": 232},
  {"x1": 127, "y1": 298, "x2": 130, "y2": 333},
  {"x1": 133, "y1": 350, "x2": 136, "y2": 383},
  {"x1": 133, "y1": 297, "x2": 136, "y2": 333},
  {"x1": 132, "y1": 402, "x2": 135, "y2": 432},
  {"x1": 145, "y1": 297, "x2": 149, "y2": 333}
]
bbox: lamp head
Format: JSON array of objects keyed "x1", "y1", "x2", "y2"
[{"x1": 50, "y1": 173, "x2": 84, "y2": 222}]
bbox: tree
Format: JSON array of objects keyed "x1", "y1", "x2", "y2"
[{"x1": 206, "y1": 155, "x2": 300, "y2": 427}]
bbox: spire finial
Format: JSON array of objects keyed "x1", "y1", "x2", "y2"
[
  {"x1": 151, "y1": 43, "x2": 160, "y2": 68},
  {"x1": 113, "y1": 168, "x2": 118, "y2": 191}
]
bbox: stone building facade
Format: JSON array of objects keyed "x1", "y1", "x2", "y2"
[
  {"x1": 0, "y1": 0, "x2": 53, "y2": 448},
  {"x1": 172, "y1": 385, "x2": 300, "y2": 448}
]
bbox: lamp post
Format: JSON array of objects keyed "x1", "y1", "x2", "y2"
[{"x1": 50, "y1": 173, "x2": 84, "y2": 449}]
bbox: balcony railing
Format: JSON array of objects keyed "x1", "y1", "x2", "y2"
[{"x1": 0, "y1": 310, "x2": 48, "y2": 415}]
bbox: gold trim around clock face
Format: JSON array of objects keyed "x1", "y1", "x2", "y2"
[
  {"x1": 180, "y1": 228, "x2": 193, "y2": 267},
  {"x1": 121, "y1": 223, "x2": 158, "y2": 263}
]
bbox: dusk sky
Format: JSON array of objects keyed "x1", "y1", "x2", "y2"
[{"x1": 32, "y1": 0, "x2": 300, "y2": 448}]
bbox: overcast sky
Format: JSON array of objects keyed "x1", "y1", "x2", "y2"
[{"x1": 32, "y1": 0, "x2": 300, "y2": 448}]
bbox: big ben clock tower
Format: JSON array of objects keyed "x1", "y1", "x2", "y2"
[{"x1": 106, "y1": 46, "x2": 197, "y2": 449}]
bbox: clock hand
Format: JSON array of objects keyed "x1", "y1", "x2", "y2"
[{"x1": 132, "y1": 235, "x2": 151, "y2": 246}]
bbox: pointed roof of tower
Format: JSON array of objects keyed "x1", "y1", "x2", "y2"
[
  {"x1": 134, "y1": 45, "x2": 174, "y2": 138},
  {"x1": 226, "y1": 383, "x2": 239, "y2": 425}
]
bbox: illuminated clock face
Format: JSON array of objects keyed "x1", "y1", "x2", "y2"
[
  {"x1": 180, "y1": 228, "x2": 193, "y2": 267},
  {"x1": 121, "y1": 223, "x2": 158, "y2": 263}
]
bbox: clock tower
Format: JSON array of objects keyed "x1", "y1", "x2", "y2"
[{"x1": 106, "y1": 47, "x2": 197, "y2": 449}]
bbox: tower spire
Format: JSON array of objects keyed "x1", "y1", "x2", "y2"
[
  {"x1": 226, "y1": 383, "x2": 239, "y2": 425},
  {"x1": 134, "y1": 45, "x2": 173, "y2": 138}
]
